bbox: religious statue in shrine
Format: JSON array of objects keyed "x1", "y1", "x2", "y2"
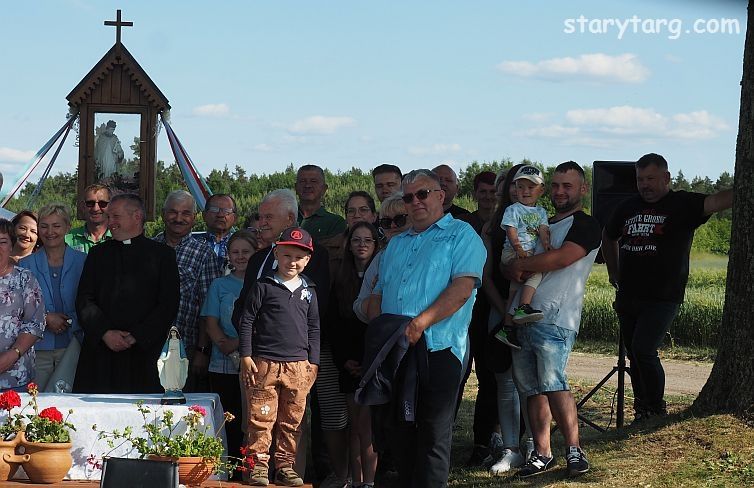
[
  {"x1": 157, "y1": 326, "x2": 189, "y2": 404},
  {"x1": 94, "y1": 120, "x2": 125, "y2": 179}
]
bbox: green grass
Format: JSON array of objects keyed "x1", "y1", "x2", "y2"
[
  {"x1": 449, "y1": 372, "x2": 754, "y2": 487},
  {"x1": 573, "y1": 339, "x2": 716, "y2": 363}
]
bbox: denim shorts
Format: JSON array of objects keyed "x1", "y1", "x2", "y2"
[{"x1": 511, "y1": 323, "x2": 576, "y2": 397}]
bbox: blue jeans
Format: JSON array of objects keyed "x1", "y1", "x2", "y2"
[
  {"x1": 615, "y1": 295, "x2": 679, "y2": 414},
  {"x1": 511, "y1": 323, "x2": 577, "y2": 397}
]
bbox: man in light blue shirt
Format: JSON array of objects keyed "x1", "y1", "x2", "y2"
[{"x1": 369, "y1": 169, "x2": 486, "y2": 487}]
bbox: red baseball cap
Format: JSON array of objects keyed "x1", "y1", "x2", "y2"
[{"x1": 276, "y1": 226, "x2": 314, "y2": 252}]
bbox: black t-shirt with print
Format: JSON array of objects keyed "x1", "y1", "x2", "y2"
[{"x1": 605, "y1": 190, "x2": 709, "y2": 303}]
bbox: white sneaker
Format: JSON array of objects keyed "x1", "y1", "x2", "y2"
[{"x1": 489, "y1": 448, "x2": 525, "y2": 475}]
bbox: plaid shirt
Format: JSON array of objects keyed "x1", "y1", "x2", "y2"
[
  {"x1": 153, "y1": 233, "x2": 223, "y2": 352},
  {"x1": 197, "y1": 231, "x2": 233, "y2": 270}
]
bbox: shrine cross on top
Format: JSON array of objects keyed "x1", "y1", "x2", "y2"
[{"x1": 104, "y1": 9, "x2": 133, "y2": 45}]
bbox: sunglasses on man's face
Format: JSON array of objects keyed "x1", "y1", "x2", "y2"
[
  {"x1": 401, "y1": 188, "x2": 440, "y2": 204},
  {"x1": 84, "y1": 200, "x2": 109, "y2": 209},
  {"x1": 378, "y1": 214, "x2": 408, "y2": 229}
]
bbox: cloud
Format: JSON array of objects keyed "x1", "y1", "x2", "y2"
[
  {"x1": 668, "y1": 111, "x2": 730, "y2": 139},
  {"x1": 0, "y1": 147, "x2": 35, "y2": 163},
  {"x1": 565, "y1": 106, "x2": 668, "y2": 134},
  {"x1": 518, "y1": 106, "x2": 730, "y2": 146},
  {"x1": 407, "y1": 143, "x2": 462, "y2": 157},
  {"x1": 497, "y1": 53, "x2": 649, "y2": 83},
  {"x1": 253, "y1": 143, "x2": 274, "y2": 152},
  {"x1": 288, "y1": 116, "x2": 356, "y2": 135},
  {"x1": 192, "y1": 103, "x2": 230, "y2": 117},
  {"x1": 522, "y1": 112, "x2": 555, "y2": 123}
]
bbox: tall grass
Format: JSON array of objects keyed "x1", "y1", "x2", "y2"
[{"x1": 580, "y1": 264, "x2": 725, "y2": 348}]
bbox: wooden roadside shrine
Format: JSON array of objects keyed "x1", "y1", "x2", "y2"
[{"x1": 67, "y1": 9, "x2": 170, "y2": 220}]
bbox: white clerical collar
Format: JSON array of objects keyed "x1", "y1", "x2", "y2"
[{"x1": 123, "y1": 239, "x2": 132, "y2": 245}]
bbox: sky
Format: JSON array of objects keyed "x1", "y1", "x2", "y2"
[{"x1": 0, "y1": 0, "x2": 748, "y2": 196}]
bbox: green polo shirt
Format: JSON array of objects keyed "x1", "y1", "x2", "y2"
[
  {"x1": 64, "y1": 225, "x2": 112, "y2": 254},
  {"x1": 298, "y1": 206, "x2": 346, "y2": 241}
]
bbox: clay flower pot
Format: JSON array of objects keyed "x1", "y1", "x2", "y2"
[
  {"x1": 18, "y1": 432, "x2": 72, "y2": 483},
  {"x1": 0, "y1": 435, "x2": 25, "y2": 480},
  {"x1": 148, "y1": 455, "x2": 214, "y2": 486}
]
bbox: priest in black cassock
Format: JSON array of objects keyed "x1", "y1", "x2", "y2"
[{"x1": 73, "y1": 193, "x2": 180, "y2": 394}]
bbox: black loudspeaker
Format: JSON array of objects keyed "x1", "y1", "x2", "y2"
[
  {"x1": 592, "y1": 161, "x2": 638, "y2": 263},
  {"x1": 591, "y1": 161, "x2": 638, "y2": 229}
]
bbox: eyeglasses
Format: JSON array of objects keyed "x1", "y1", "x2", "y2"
[
  {"x1": 207, "y1": 206, "x2": 235, "y2": 216},
  {"x1": 378, "y1": 214, "x2": 408, "y2": 229},
  {"x1": 401, "y1": 189, "x2": 441, "y2": 204},
  {"x1": 350, "y1": 237, "x2": 376, "y2": 246},
  {"x1": 345, "y1": 206, "x2": 372, "y2": 216},
  {"x1": 84, "y1": 200, "x2": 109, "y2": 208}
]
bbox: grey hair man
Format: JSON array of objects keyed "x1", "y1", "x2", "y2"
[
  {"x1": 367, "y1": 169, "x2": 485, "y2": 486},
  {"x1": 153, "y1": 190, "x2": 223, "y2": 391},
  {"x1": 432, "y1": 164, "x2": 470, "y2": 218},
  {"x1": 232, "y1": 188, "x2": 330, "y2": 327}
]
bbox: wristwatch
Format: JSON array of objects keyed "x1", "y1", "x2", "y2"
[{"x1": 196, "y1": 345, "x2": 211, "y2": 355}]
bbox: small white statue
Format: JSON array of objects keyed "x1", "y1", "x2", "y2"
[
  {"x1": 157, "y1": 326, "x2": 189, "y2": 404},
  {"x1": 94, "y1": 120, "x2": 125, "y2": 179}
]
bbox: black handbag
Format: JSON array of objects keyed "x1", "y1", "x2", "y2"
[{"x1": 99, "y1": 457, "x2": 179, "y2": 488}]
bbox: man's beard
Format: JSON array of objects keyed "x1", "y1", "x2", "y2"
[{"x1": 553, "y1": 198, "x2": 579, "y2": 213}]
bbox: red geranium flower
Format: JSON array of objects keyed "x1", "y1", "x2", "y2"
[
  {"x1": 39, "y1": 407, "x2": 64, "y2": 423},
  {"x1": 0, "y1": 391, "x2": 21, "y2": 411},
  {"x1": 188, "y1": 405, "x2": 207, "y2": 417},
  {"x1": 26, "y1": 383, "x2": 38, "y2": 395}
]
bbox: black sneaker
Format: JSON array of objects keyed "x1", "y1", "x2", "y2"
[
  {"x1": 512, "y1": 304, "x2": 545, "y2": 324},
  {"x1": 517, "y1": 450, "x2": 555, "y2": 478},
  {"x1": 494, "y1": 326, "x2": 521, "y2": 350},
  {"x1": 566, "y1": 446, "x2": 590, "y2": 477},
  {"x1": 465, "y1": 444, "x2": 490, "y2": 467}
]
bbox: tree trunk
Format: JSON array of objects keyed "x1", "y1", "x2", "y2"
[{"x1": 693, "y1": 1, "x2": 754, "y2": 416}]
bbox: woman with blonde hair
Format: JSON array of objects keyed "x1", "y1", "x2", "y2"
[{"x1": 20, "y1": 204, "x2": 86, "y2": 391}]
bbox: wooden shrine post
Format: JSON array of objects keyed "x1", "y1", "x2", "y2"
[{"x1": 67, "y1": 10, "x2": 170, "y2": 220}]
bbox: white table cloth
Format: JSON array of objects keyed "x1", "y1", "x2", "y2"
[{"x1": 4, "y1": 393, "x2": 227, "y2": 481}]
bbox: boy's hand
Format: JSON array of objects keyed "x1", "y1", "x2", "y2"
[
  {"x1": 241, "y1": 356, "x2": 258, "y2": 388},
  {"x1": 516, "y1": 247, "x2": 528, "y2": 259}
]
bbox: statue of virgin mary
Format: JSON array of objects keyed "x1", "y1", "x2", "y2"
[{"x1": 157, "y1": 326, "x2": 189, "y2": 404}]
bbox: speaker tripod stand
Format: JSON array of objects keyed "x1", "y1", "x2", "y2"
[{"x1": 575, "y1": 338, "x2": 631, "y2": 432}]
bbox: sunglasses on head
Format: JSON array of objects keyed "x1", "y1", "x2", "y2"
[
  {"x1": 84, "y1": 200, "x2": 109, "y2": 208},
  {"x1": 401, "y1": 188, "x2": 440, "y2": 204},
  {"x1": 378, "y1": 214, "x2": 408, "y2": 229}
]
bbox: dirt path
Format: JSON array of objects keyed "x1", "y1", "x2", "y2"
[{"x1": 566, "y1": 352, "x2": 713, "y2": 396}]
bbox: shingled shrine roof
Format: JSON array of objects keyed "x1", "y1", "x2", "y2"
[{"x1": 66, "y1": 42, "x2": 170, "y2": 112}]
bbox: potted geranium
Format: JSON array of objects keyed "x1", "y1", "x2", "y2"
[
  {"x1": 18, "y1": 382, "x2": 76, "y2": 483},
  {"x1": 94, "y1": 401, "x2": 237, "y2": 486},
  {"x1": 0, "y1": 390, "x2": 24, "y2": 479}
]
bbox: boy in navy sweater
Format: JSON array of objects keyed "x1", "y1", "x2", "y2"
[{"x1": 240, "y1": 227, "x2": 320, "y2": 487}]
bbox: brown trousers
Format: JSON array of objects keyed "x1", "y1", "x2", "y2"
[{"x1": 247, "y1": 357, "x2": 317, "y2": 468}]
